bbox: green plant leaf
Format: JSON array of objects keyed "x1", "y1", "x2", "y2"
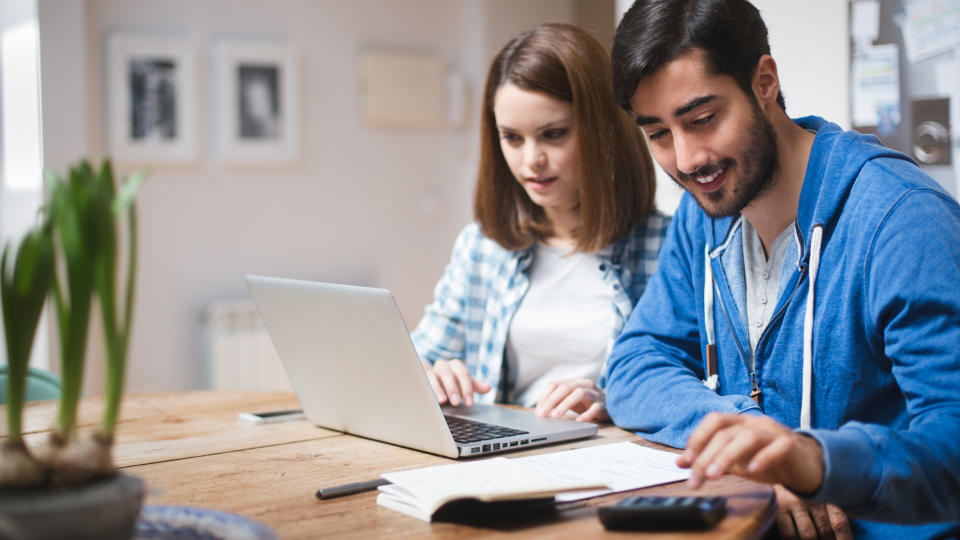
[
  {"x1": 1, "y1": 225, "x2": 54, "y2": 441},
  {"x1": 13, "y1": 228, "x2": 53, "y2": 297},
  {"x1": 48, "y1": 161, "x2": 99, "y2": 437},
  {"x1": 1, "y1": 243, "x2": 13, "y2": 358},
  {"x1": 113, "y1": 169, "x2": 147, "y2": 215},
  {"x1": 99, "y1": 158, "x2": 116, "y2": 199}
]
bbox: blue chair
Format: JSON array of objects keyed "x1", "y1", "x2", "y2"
[{"x1": 0, "y1": 365, "x2": 62, "y2": 403}]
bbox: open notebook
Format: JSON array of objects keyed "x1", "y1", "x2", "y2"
[{"x1": 377, "y1": 441, "x2": 692, "y2": 522}]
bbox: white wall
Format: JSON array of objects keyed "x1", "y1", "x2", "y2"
[
  {"x1": 614, "y1": 0, "x2": 850, "y2": 214},
  {"x1": 1, "y1": 0, "x2": 43, "y2": 255},
  {"x1": 752, "y1": 0, "x2": 849, "y2": 126},
  {"x1": 1, "y1": 0, "x2": 51, "y2": 371},
  {"x1": 35, "y1": 0, "x2": 575, "y2": 393},
  {"x1": 31, "y1": 0, "x2": 848, "y2": 393}
]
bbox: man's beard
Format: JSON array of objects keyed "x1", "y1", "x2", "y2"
[{"x1": 672, "y1": 103, "x2": 779, "y2": 219}]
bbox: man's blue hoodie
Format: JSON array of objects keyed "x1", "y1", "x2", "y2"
[{"x1": 606, "y1": 117, "x2": 960, "y2": 538}]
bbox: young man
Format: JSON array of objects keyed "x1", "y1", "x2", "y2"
[{"x1": 606, "y1": 1, "x2": 960, "y2": 538}]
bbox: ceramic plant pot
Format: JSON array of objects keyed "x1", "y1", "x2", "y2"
[{"x1": 0, "y1": 473, "x2": 145, "y2": 540}]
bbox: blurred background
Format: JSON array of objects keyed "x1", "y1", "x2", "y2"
[{"x1": 0, "y1": 0, "x2": 879, "y2": 396}]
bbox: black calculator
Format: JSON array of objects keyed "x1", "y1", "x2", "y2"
[{"x1": 597, "y1": 495, "x2": 726, "y2": 531}]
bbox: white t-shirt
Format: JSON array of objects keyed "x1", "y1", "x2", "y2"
[{"x1": 505, "y1": 241, "x2": 614, "y2": 407}]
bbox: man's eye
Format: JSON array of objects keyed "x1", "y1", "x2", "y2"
[
  {"x1": 648, "y1": 129, "x2": 669, "y2": 142},
  {"x1": 543, "y1": 128, "x2": 567, "y2": 140},
  {"x1": 692, "y1": 113, "x2": 715, "y2": 126}
]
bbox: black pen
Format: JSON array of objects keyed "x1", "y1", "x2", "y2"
[{"x1": 315, "y1": 478, "x2": 391, "y2": 499}]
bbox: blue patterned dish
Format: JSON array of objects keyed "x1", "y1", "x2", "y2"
[{"x1": 135, "y1": 505, "x2": 277, "y2": 540}]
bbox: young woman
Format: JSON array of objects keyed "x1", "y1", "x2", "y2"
[{"x1": 411, "y1": 23, "x2": 669, "y2": 422}]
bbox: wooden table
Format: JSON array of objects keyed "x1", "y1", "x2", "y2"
[{"x1": 4, "y1": 391, "x2": 775, "y2": 539}]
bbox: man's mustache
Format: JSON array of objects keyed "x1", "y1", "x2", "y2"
[{"x1": 677, "y1": 158, "x2": 736, "y2": 183}]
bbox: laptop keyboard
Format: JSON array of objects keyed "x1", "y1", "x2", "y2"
[{"x1": 444, "y1": 415, "x2": 529, "y2": 444}]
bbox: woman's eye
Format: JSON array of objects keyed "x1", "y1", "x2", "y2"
[
  {"x1": 542, "y1": 128, "x2": 567, "y2": 140},
  {"x1": 501, "y1": 132, "x2": 521, "y2": 143}
]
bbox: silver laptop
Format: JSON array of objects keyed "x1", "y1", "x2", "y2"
[{"x1": 246, "y1": 275, "x2": 597, "y2": 458}]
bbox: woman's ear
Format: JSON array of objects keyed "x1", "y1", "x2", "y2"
[{"x1": 752, "y1": 54, "x2": 781, "y2": 108}]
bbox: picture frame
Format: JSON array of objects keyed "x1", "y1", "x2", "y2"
[
  {"x1": 107, "y1": 33, "x2": 196, "y2": 163},
  {"x1": 213, "y1": 39, "x2": 299, "y2": 164}
]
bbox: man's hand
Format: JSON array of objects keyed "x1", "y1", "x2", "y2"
[
  {"x1": 534, "y1": 378, "x2": 610, "y2": 422},
  {"x1": 773, "y1": 485, "x2": 852, "y2": 540},
  {"x1": 676, "y1": 413, "x2": 825, "y2": 493},
  {"x1": 422, "y1": 359, "x2": 491, "y2": 407}
]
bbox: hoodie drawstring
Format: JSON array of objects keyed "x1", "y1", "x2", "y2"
[
  {"x1": 801, "y1": 225, "x2": 824, "y2": 430},
  {"x1": 703, "y1": 223, "x2": 824, "y2": 428},
  {"x1": 703, "y1": 245, "x2": 719, "y2": 390}
]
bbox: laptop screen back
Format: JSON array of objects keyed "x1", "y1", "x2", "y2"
[{"x1": 246, "y1": 275, "x2": 459, "y2": 457}]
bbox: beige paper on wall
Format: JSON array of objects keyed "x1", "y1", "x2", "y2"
[{"x1": 361, "y1": 51, "x2": 445, "y2": 128}]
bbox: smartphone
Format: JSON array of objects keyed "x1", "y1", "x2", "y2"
[{"x1": 237, "y1": 408, "x2": 305, "y2": 424}]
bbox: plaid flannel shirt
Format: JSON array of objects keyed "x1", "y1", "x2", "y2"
[{"x1": 411, "y1": 211, "x2": 671, "y2": 404}]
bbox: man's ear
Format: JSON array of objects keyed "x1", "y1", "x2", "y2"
[{"x1": 752, "y1": 54, "x2": 780, "y2": 108}]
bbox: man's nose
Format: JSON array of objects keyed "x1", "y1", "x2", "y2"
[{"x1": 674, "y1": 132, "x2": 708, "y2": 177}]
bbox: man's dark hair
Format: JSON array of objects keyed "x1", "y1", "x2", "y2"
[{"x1": 612, "y1": 0, "x2": 786, "y2": 112}]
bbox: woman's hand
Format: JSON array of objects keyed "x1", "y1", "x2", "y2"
[
  {"x1": 535, "y1": 378, "x2": 610, "y2": 422},
  {"x1": 421, "y1": 359, "x2": 491, "y2": 407}
]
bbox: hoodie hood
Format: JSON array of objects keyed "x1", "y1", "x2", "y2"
[
  {"x1": 699, "y1": 116, "x2": 918, "y2": 430},
  {"x1": 793, "y1": 116, "x2": 914, "y2": 261},
  {"x1": 703, "y1": 116, "x2": 915, "y2": 262}
]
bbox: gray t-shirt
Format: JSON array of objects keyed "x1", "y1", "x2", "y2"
[{"x1": 742, "y1": 220, "x2": 794, "y2": 355}]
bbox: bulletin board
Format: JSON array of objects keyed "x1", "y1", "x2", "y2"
[{"x1": 849, "y1": 0, "x2": 960, "y2": 195}]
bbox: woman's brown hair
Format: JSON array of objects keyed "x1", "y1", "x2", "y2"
[{"x1": 474, "y1": 23, "x2": 656, "y2": 252}]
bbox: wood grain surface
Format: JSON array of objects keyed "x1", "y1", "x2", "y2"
[{"x1": 2, "y1": 391, "x2": 776, "y2": 539}]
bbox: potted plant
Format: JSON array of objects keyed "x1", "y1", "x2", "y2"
[{"x1": 0, "y1": 159, "x2": 146, "y2": 540}]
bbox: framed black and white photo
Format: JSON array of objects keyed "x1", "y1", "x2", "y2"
[
  {"x1": 214, "y1": 40, "x2": 299, "y2": 164},
  {"x1": 107, "y1": 34, "x2": 196, "y2": 163}
]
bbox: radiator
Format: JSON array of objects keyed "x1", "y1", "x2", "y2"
[{"x1": 203, "y1": 299, "x2": 292, "y2": 391}]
